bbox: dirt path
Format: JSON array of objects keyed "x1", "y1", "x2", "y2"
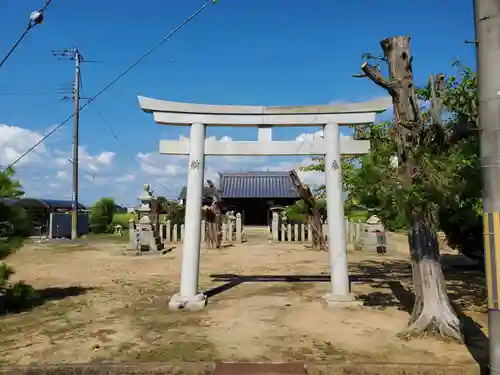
[{"x1": 0, "y1": 236, "x2": 487, "y2": 365}]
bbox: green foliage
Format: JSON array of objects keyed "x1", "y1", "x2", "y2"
[
  {"x1": 0, "y1": 169, "x2": 28, "y2": 260},
  {"x1": 0, "y1": 263, "x2": 37, "y2": 314},
  {"x1": 300, "y1": 62, "x2": 482, "y2": 255},
  {"x1": 157, "y1": 196, "x2": 185, "y2": 225},
  {"x1": 0, "y1": 168, "x2": 24, "y2": 198},
  {"x1": 89, "y1": 197, "x2": 117, "y2": 234},
  {"x1": 284, "y1": 199, "x2": 326, "y2": 223},
  {"x1": 344, "y1": 203, "x2": 370, "y2": 223},
  {"x1": 0, "y1": 169, "x2": 36, "y2": 314},
  {"x1": 112, "y1": 212, "x2": 134, "y2": 229}
]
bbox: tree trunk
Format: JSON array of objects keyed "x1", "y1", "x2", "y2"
[
  {"x1": 360, "y1": 36, "x2": 462, "y2": 341},
  {"x1": 309, "y1": 214, "x2": 325, "y2": 250},
  {"x1": 401, "y1": 214, "x2": 461, "y2": 340},
  {"x1": 289, "y1": 170, "x2": 325, "y2": 250},
  {"x1": 205, "y1": 180, "x2": 222, "y2": 249}
]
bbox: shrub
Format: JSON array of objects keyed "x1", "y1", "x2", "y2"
[
  {"x1": 112, "y1": 212, "x2": 135, "y2": 229},
  {"x1": 89, "y1": 198, "x2": 117, "y2": 234}
]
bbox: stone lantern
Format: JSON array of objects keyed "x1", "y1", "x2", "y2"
[{"x1": 132, "y1": 184, "x2": 163, "y2": 252}]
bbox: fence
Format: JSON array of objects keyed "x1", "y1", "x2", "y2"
[
  {"x1": 127, "y1": 213, "x2": 367, "y2": 246},
  {"x1": 270, "y1": 212, "x2": 363, "y2": 244},
  {"x1": 128, "y1": 213, "x2": 245, "y2": 245}
]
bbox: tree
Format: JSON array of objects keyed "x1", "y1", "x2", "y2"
[
  {"x1": 417, "y1": 62, "x2": 482, "y2": 260},
  {"x1": 359, "y1": 36, "x2": 461, "y2": 340},
  {"x1": 301, "y1": 124, "x2": 407, "y2": 231},
  {"x1": 0, "y1": 168, "x2": 28, "y2": 259},
  {"x1": 289, "y1": 170, "x2": 326, "y2": 250},
  {"x1": 285, "y1": 198, "x2": 327, "y2": 223},
  {"x1": 0, "y1": 169, "x2": 35, "y2": 313},
  {"x1": 89, "y1": 197, "x2": 117, "y2": 234},
  {"x1": 157, "y1": 196, "x2": 185, "y2": 226},
  {"x1": 300, "y1": 157, "x2": 359, "y2": 201}
]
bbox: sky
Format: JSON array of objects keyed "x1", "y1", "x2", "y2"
[{"x1": 0, "y1": 0, "x2": 476, "y2": 207}]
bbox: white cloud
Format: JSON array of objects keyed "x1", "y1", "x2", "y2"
[
  {"x1": 0, "y1": 124, "x2": 48, "y2": 167},
  {"x1": 295, "y1": 130, "x2": 323, "y2": 142},
  {"x1": 95, "y1": 151, "x2": 115, "y2": 165},
  {"x1": 0, "y1": 124, "x2": 348, "y2": 206},
  {"x1": 56, "y1": 170, "x2": 68, "y2": 179},
  {"x1": 116, "y1": 174, "x2": 136, "y2": 182}
]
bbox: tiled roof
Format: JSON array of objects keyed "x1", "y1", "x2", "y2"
[{"x1": 219, "y1": 171, "x2": 299, "y2": 199}]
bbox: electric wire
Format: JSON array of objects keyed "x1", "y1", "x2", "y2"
[
  {"x1": 0, "y1": 0, "x2": 54, "y2": 68},
  {"x1": 2, "y1": 0, "x2": 217, "y2": 172},
  {"x1": 97, "y1": 110, "x2": 178, "y2": 198}
]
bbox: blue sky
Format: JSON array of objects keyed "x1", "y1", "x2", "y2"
[{"x1": 0, "y1": 0, "x2": 476, "y2": 206}]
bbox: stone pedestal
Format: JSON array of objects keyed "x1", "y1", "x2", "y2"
[
  {"x1": 129, "y1": 184, "x2": 164, "y2": 252},
  {"x1": 168, "y1": 293, "x2": 207, "y2": 311},
  {"x1": 321, "y1": 292, "x2": 362, "y2": 309}
]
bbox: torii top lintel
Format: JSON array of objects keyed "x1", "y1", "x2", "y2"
[{"x1": 138, "y1": 96, "x2": 391, "y2": 127}]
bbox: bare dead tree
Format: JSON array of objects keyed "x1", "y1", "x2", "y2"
[
  {"x1": 204, "y1": 179, "x2": 222, "y2": 248},
  {"x1": 359, "y1": 36, "x2": 462, "y2": 341},
  {"x1": 150, "y1": 197, "x2": 160, "y2": 234},
  {"x1": 289, "y1": 170, "x2": 325, "y2": 251}
]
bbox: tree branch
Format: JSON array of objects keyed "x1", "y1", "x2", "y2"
[{"x1": 360, "y1": 62, "x2": 396, "y2": 96}]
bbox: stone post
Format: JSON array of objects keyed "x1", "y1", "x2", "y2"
[
  {"x1": 235, "y1": 213, "x2": 242, "y2": 243},
  {"x1": 271, "y1": 211, "x2": 279, "y2": 242},
  {"x1": 169, "y1": 122, "x2": 207, "y2": 310},
  {"x1": 322, "y1": 122, "x2": 357, "y2": 307},
  {"x1": 128, "y1": 218, "x2": 135, "y2": 247}
]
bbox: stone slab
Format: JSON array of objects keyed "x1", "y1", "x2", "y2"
[
  {"x1": 213, "y1": 363, "x2": 306, "y2": 375},
  {"x1": 321, "y1": 293, "x2": 363, "y2": 309}
]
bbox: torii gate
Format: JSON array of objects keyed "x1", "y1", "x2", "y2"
[{"x1": 138, "y1": 96, "x2": 390, "y2": 310}]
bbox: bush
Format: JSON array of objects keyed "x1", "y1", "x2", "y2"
[
  {"x1": 0, "y1": 169, "x2": 36, "y2": 314},
  {"x1": 0, "y1": 263, "x2": 37, "y2": 314},
  {"x1": 112, "y1": 212, "x2": 135, "y2": 229},
  {"x1": 89, "y1": 198, "x2": 117, "y2": 234}
]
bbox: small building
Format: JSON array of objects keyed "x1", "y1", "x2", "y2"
[
  {"x1": 219, "y1": 171, "x2": 300, "y2": 226},
  {"x1": 0, "y1": 197, "x2": 86, "y2": 236},
  {"x1": 178, "y1": 171, "x2": 301, "y2": 226}
]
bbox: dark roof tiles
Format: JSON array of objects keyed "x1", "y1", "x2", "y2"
[{"x1": 219, "y1": 171, "x2": 299, "y2": 199}]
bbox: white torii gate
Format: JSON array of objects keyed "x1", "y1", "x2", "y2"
[{"x1": 138, "y1": 96, "x2": 391, "y2": 310}]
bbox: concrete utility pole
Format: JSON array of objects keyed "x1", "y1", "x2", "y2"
[
  {"x1": 474, "y1": 0, "x2": 500, "y2": 371},
  {"x1": 72, "y1": 50, "x2": 82, "y2": 240},
  {"x1": 53, "y1": 48, "x2": 83, "y2": 240}
]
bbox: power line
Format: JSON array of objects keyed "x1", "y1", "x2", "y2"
[
  {"x1": 0, "y1": 90, "x2": 69, "y2": 96},
  {"x1": 97, "y1": 110, "x2": 178, "y2": 198},
  {"x1": 2, "y1": 0, "x2": 218, "y2": 172},
  {"x1": 0, "y1": 0, "x2": 54, "y2": 68}
]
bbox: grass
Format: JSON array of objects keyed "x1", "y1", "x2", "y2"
[{"x1": 129, "y1": 340, "x2": 216, "y2": 362}]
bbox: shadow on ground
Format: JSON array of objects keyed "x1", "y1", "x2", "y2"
[
  {"x1": 204, "y1": 256, "x2": 487, "y2": 368},
  {"x1": 0, "y1": 285, "x2": 92, "y2": 316}
]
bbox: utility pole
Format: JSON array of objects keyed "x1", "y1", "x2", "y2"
[
  {"x1": 474, "y1": 0, "x2": 500, "y2": 371},
  {"x1": 53, "y1": 48, "x2": 83, "y2": 240}
]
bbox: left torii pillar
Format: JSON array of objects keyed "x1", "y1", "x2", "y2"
[{"x1": 168, "y1": 122, "x2": 208, "y2": 310}]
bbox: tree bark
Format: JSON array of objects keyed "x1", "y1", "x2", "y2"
[
  {"x1": 205, "y1": 180, "x2": 222, "y2": 249},
  {"x1": 360, "y1": 36, "x2": 462, "y2": 341},
  {"x1": 289, "y1": 170, "x2": 325, "y2": 250}
]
